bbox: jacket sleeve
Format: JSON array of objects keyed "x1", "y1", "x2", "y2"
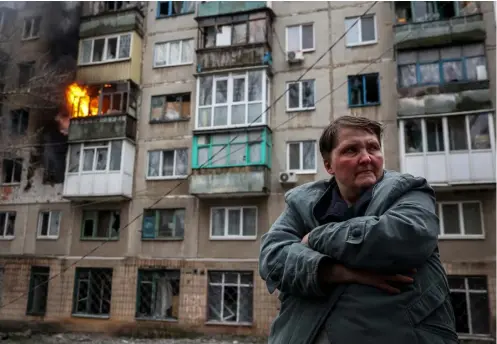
[
  {"x1": 307, "y1": 185, "x2": 439, "y2": 272},
  {"x1": 259, "y1": 202, "x2": 333, "y2": 298}
]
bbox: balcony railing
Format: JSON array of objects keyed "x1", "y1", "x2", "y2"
[
  {"x1": 80, "y1": 6, "x2": 144, "y2": 38},
  {"x1": 399, "y1": 112, "x2": 495, "y2": 186},
  {"x1": 67, "y1": 113, "x2": 137, "y2": 143},
  {"x1": 394, "y1": 14, "x2": 486, "y2": 49},
  {"x1": 196, "y1": 43, "x2": 270, "y2": 72}
]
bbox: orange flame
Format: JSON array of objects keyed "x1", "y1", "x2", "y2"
[{"x1": 66, "y1": 82, "x2": 99, "y2": 118}]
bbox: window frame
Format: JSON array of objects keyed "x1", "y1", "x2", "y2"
[
  {"x1": 135, "y1": 269, "x2": 181, "y2": 320},
  {"x1": 37, "y1": 210, "x2": 62, "y2": 240},
  {"x1": 10, "y1": 109, "x2": 29, "y2": 135},
  {"x1": 156, "y1": 1, "x2": 195, "y2": 18},
  {"x1": 78, "y1": 32, "x2": 133, "y2": 66},
  {"x1": 286, "y1": 140, "x2": 317, "y2": 174},
  {"x1": 347, "y1": 73, "x2": 381, "y2": 108},
  {"x1": 448, "y1": 275, "x2": 491, "y2": 337},
  {"x1": 206, "y1": 271, "x2": 254, "y2": 324},
  {"x1": 72, "y1": 267, "x2": 113, "y2": 318},
  {"x1": 209, "y1": 206, "x2": 258, "y2": 240},
  {"x1": 67, "y1": 141, "x2": 123, "y2": 175},
  {"x1": 0, "y1": 211, "x2": 16, "y2": 239},
  {"x1": 195, "y1": 70, "x2": 269, "y2": 130},
  {"x1": 285, "y1": 23, "x2": 315, "y2": 53},
  {"x1": 2, "y1": 158, "x2": 23, "y2": 185},
  {"x1": 153, "y1": 38, "x2": 194, "y2": 68},
  {"x1": 345, "y1": 14, "x2": 378, "y2": 47},
  {"x1": 146, "y1": 148, "x2": 189, "y2": 180},
  {"x1": 80, "y1": 210, "x2": 120, "y2": 240},
  {"x1": 286, "y1": 79, "x2": 316, "y2": 112},
  {"x1": 149, "y1": 93, "x2": 191, "y2": 123},
  {"x1": 141, "y1": 208, "x2": 185, "y2": 240},
  {"x1": 22, "y1": 16, "x2": 41, "y2": 40},
  {"x1": 437, "y1": 201, "x2": 485, "y2": 239},
  {"x1": 26, "y1": 266, "x2": 50, "y2": 316}
]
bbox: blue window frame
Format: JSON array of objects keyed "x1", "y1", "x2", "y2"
[
  {"x1": 156, "y1": 1, "x2": 195, "y2": 18},
  {"x1": 397, "y1": 44, "x2": 487, "y2": 88},
  {"x1": 192, "y1": 128, "x2": 272, "y2": 169},
  {"x1": 347, "y1": 73, "x2": 380, "y2": 108}
]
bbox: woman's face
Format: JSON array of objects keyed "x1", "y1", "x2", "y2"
[{"x1": 324, "y1": 127, "x2": 384, "y2": 201}]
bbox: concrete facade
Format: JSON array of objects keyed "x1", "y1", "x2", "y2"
[{"x1": 0, "y1": 1, "x2": 495, "y2": 342}]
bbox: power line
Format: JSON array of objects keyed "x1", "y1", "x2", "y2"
[{"x1": 0, "y1": 2, "x2": 380, "y2": 310}]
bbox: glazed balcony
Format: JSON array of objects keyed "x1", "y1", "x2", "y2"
[{"x1": 196, "y1": 1, "x2": 269, "y2": 18}]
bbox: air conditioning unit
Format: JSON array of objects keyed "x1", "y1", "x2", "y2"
[
  {"x1": 286, "y1": 51, "x2": 304, "y2": 64},
  {"x1": 279, "y1": 171, "x2": 298, "y2": 184}
]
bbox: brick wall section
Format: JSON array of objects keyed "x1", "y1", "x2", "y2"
[{"x1": 0, "y1": 257, "x2": 493, "y2": 338}]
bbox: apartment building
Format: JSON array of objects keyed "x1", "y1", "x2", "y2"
[{"x1": 0, "y1": 1, "x2": 495, "y2": 342}]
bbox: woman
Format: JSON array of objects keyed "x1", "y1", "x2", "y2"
[{"x1": 259, "y1": 116, "x2": 458, "y2": 344}]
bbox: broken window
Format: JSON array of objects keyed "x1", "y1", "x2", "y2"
[
  {"x1": 73, "y1": 268, "x2": 113, "y2": 316},
  {"x1": 286, "y1": 23, "x2": 314, "y2": 52},
  {"x1": 79, "y1": 33, "x2": 131, "y2": 65},
  {"x1": 203, "y1": 19, "x2": 267, "y2": 48},
  {"x1": 348, "y1": 73, "x2": 380, "y2": 107},
  {"x1": 81, "y1": 210, "x2": 120, "y2": 239},
  {"x1": 287, "y1": 140, "x2": 316, "y2": 172},
  {"x1": 37, "y1": 211, "x2": 61, "y2": 239},
  {"x1": 210, "y1": 207, "x2": 257, "y2": 238},
  {"x1": 287, "y1": 80, "x2": 315, "y2": 111},
  {"x1": 10, "y1": 109, "x2": 29, "y2": 135},
  {"x1": 2, "y1": 158, "x2": 22, "y2": 184},
  {"x1": 18, "y1": 62, "x2": 34, "y2": 87},
  {"x1": 142, "y1": 209, "x2": 185, "y2": 239},
  {"x1": 403, "y1": 119, "x2": 423, "y2": 153},
  {"x1": 154, "y1": 39, "x2": 193, "y2": 67},
  {"x1": 150, "y1": 93, "x2": 191, "y2": 122},
  {"x1": 68, "y1": 141, "x2": 122, "y2": 173},
  {"x1": 22, "y1": 16, "x2": 41, "y2": 40},
  {"x1": 147, "y1": 149, "x2": 188, "y2": 178},
  {"x1": 26, "y1": 266, "x2": 49, "y2": 315},
  {"x1": 157, "y1": 1, "x2": 195, "y2": 17},
  {"x1": 207, "y1": 271, "x2": 253, "y2": 324},
  {"x1": 101, "y1": 84, "x2": 128, "y2": 115},
  {"x1": 136, "y1": 269, "x2": 181, "y2": 320},
  {"x1": 0, "y1": 212, "x2": 16, "y2": 238},
  {"x1": 395, "y1": 1, "x2": 477, "y2": 24},
  {"x1": 104, "y1": 1, "x2": 124, "y2": 12}
]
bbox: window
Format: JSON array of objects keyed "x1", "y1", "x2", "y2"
[
  {"x1": 10, "y1": 109, "x2": 29, "y2": 135},
  {"x1": 287, "y1": 141, "x2": 316, "y2": 173},
  {"x1": 68, "y1": 141, "x2": 123, "y2": 174},
  {"x1": 104, "y1": 1, "x2": 124, "y2": 11},
  {"x1": 197, "y1": 70, "x2": 269, "y2": 129},
  {"x1": 0, "y1": 212, "x2": 15, "y2": 238},
  {"x1": 398, "y1": 44, "x2": 487, "y2": 88},
  {"x1": 142, "y1": 209, "x2": 185, "y2": 239},
  {"x1": 18, "y1": 62, "x2": 34, "y2": 87},
  {"x1": 157, "y1": 1, "x2": 195, "y2": 17},
  {"x1": 436, "y1": 201, "x2": 484, "y2": 238},
  {"x1": 37, "y1": 211, "x2": 61, "y2": 239},
  {"x1": 448, "y1": 276, "x2": 490, "y2": 336},
  {"x1": 147, "y1": 149, "x2": 188, "y2": 179},
  {"x1": 26, "y1": 266, "x2": 49, "y2": 315},
  {"x1": 402, "y1": 113, "x2": 492, "y2": 154},
  {"x1": 81, "y1": 210, "x2": 120, "y2": 240},
  {"x1": 394, "y1": 2, "x2": 478, "y2": 25},
  {"x1": 207, "y1": 271, "x2": 253, "y2": 324},
  {"x1": 203, "y1": 20, "x2": 267, "y2": 48},
  {"x1": 348, "y1": 73, "x2": 380, "y2": 107},
  {"x1": 136, "y1": 269, "x2": 180, "y2": 320},
  {"x1": 154, "y1": 39, "x2": 193, "y2": 67},
  {"x1": 22, "y1": 17, "x2": 41, "y2": 40},
  {"x1": 345, "y1": 15, "x2": 377, "y2": 46},
  {"x1": 210, "y1": 207, "x2": 257, "y2": 239},
  {"x1": 79, "y1": 33, "x2": 132, "y2": 65},
  {"x1": 193, "y1": 129, "x2": 271, "y2": 168},
  {"x1": 286, "y1": 23, "x2": 314, "y2": 52},
  {"x1": 2, "y1": 158, "x2": 22, "y2": 184},
  {"x1": 287, "y1": 80, "x2": 315, "y2": 111},
  {"x1": 73, "y1": 268, "x2": 113, "y2": 317},
  {"x1": 150, "y1": 93, "x2": 191, "y2": 122}
]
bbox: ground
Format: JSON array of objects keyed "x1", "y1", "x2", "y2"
[{"x1": 0, "y1": 332, "x2": 266, "y2": 344}]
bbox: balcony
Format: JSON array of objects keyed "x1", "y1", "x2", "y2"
[
  {"x1": 196, "y1": 1, "x2": 269, "y2": 18},
  {"x1": 399, "y1": 112, "x2": 495, "y2": 188},
  {"x1": 66, "y1": 81, "x2": 138, "y2": 143},
  {"x1": 80, "y1": 6, "x2": 144, "y2": 38},
  {"x1": 195, "y1": 11, "x2": 273, "y2": 72},
  {"x1": 189, "y1": 127, "x2": 272, "y2": 197},
  {"x1": 63, "y1": 140, "x2": 135, "y2": 201}
]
